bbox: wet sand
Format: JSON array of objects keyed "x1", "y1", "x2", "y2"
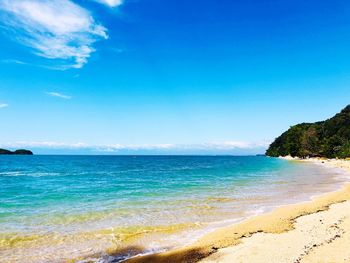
[{"x1": 125, "y1": 158, "x2": 350, "y2": 263}]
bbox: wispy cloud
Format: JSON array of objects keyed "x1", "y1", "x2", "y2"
[
  {"x1": 1, "y1": 59, "x2": 27, "y2": 65},
  {"x1": 0, "y1": 103, "x2": 9, "y2": 108},
  {"x1": 0, "y1": 0, "x2": 108, "y2": 69},
  {"x1": 93, "y1": 0, "x2": 123, "y2": 7},
  {"x1": 46, "y1": 92, "x2": 72, "y2": 100}
]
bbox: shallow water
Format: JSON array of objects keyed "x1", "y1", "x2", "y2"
[{"x1": 0, "y1": 155, "x2": 348, "y2": 262}]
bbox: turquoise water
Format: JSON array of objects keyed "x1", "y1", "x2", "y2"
[{"x1": 0, "y1": 156, "x2": 348, "y2": 262}]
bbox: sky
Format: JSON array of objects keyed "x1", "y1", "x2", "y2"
[{"x1": 0, "y1": 0, "x2": 350, "y2": 154}]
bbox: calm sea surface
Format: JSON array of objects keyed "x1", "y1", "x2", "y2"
[{"x1": 0, "y1": 156, "x2": 348, "y2": 262}]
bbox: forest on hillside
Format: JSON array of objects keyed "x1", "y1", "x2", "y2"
[{"x1": 266, "y1": 105, "x2": 350, "y2": 158}]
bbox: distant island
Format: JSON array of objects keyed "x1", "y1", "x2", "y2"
[
  {"x1": 266, "y1": 105, "x2": 350, "y2": 158},
  {"x1": 0, "y1": 149, "x2": 33, "y2": 155}
]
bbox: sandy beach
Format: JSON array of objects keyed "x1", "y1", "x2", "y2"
[
  {"x1": 126, "y1": 158, "x2": 350, "y2": 263},
  {"x1": 2, "y1": 1, "x2": 349, "y2": 262}
]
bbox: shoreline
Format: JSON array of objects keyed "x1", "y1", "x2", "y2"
[{"x1": 124, "y1": 158, "x2": 350, "y2": 263}]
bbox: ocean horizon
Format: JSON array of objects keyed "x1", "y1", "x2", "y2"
[
  {"x1": 1, "y1": 155, "x2": 348, "y2": 262},
  {"x1": 2, "y1": 0, "x2": 350, "y2": 261}
]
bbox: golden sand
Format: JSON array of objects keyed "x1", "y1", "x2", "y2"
[{"x1": 125, "y1": 158, "x2": 350, "y2": 263}]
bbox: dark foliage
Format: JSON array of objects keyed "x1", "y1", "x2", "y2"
[
  {"x1": 0, "y1": 149, "x2": 13, "y2": 154},
  {"x1": 0, "y1": 149, "x2": 33, "y2": 155},
  {"x1": 266, "y1": 105, "x2": 350, "y2": 158},
  {"x1": 13, "y1": 149, "x2": 34, "y2": 155}
]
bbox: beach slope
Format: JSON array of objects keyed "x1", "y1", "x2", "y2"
[{"x1": 127, "y1": 159, "x2": 350, "y2": 263}]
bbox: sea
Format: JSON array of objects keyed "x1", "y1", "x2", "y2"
[{"x1": 0, "y1": 155, "x2": 348, "y2": 262}]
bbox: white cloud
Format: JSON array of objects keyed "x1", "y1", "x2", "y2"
[
  {"x1": 2, "y1": 141, "x2": 88, "y2": 149},
  {"x1": 0, "y1": 0, "x2": 108, "y2": 69},
  {"x1": 46, "y1": 92, "x2": 72, "y2": 100},
  {"x1": 0, "y1": 141, "x2": 269, "y2": 153},
  {"x1": 198, "y1": 141, "x2": 269, "y2": 150},
  {"x1": 0, "y1": 103, "x2": 9, "y2": 108},
  {"x1": 94, "y1": 0, "x2": 123, "y2": 7}
]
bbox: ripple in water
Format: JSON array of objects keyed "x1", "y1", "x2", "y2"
[{"x1": 0, "y1": 155, "x2": 348, "y2": 262}]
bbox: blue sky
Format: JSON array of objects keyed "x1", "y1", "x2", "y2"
[{"x1": 0, "y1": 0, "x2": 350, "y2": 154}]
